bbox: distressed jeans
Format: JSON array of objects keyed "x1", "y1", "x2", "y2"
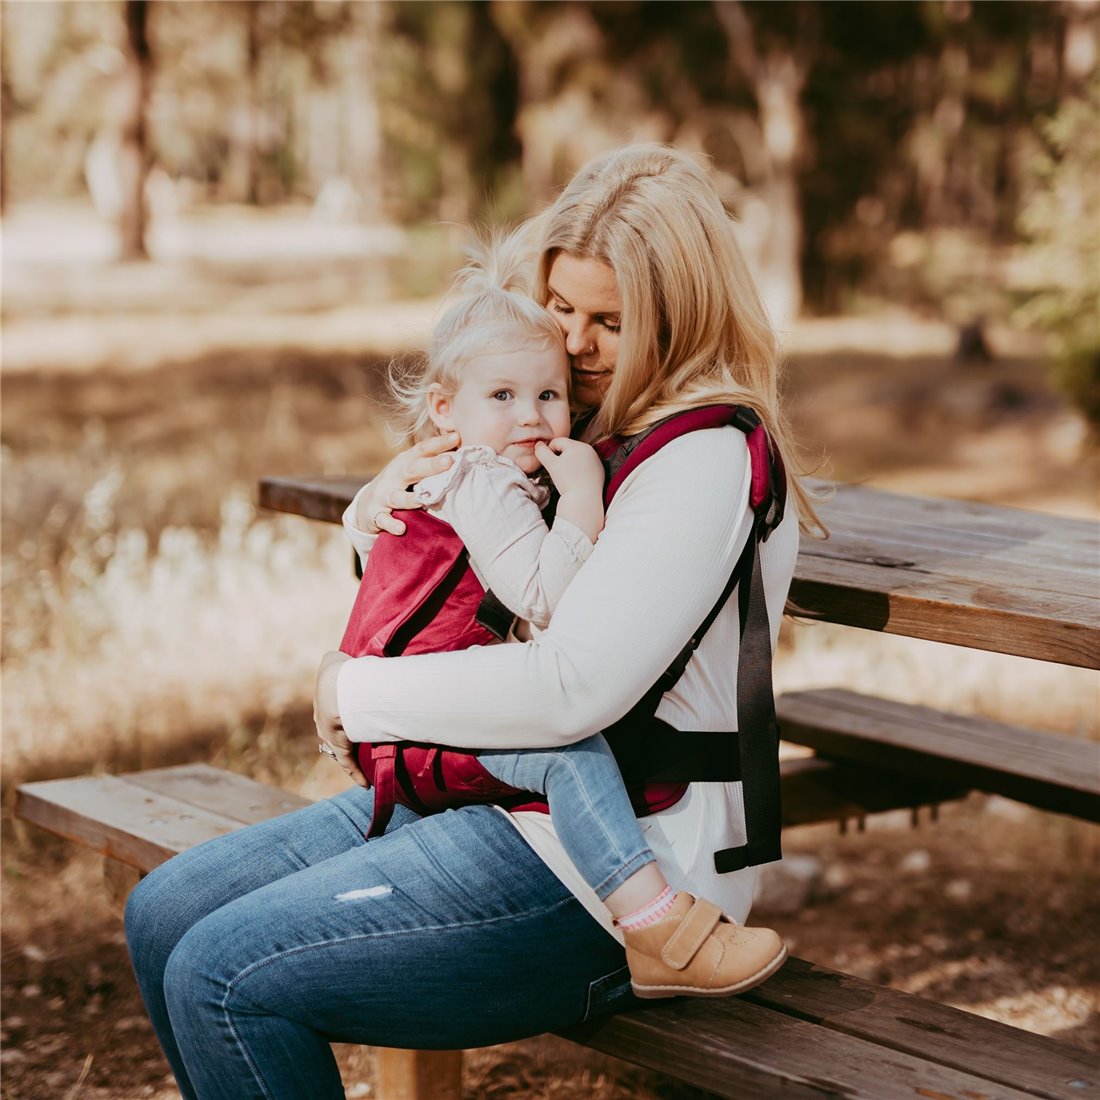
[
  {"x1": 478, "y1": 732, "x2": 656, "y2": 899},
  {"x1": 125, "y1": 787, "x2": 637, "y2": 1100}
]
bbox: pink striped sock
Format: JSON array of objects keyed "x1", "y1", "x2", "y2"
[{"x1": 616, "y1": 886, "x2": 677, "y2": 930}]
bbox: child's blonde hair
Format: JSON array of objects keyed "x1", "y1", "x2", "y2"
[{"x1": 388, "y1": 229, "x2": 565, "y2": 447}]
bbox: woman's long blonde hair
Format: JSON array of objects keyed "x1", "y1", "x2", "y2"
[
  {"x1": 533, "y1": 144, "x2": 823, "y2": 535},
  {"x1": 387, "y1": 228, "x2": 564, "y2": 446}
]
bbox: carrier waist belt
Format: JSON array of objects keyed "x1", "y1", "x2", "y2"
[{"x1": 605, "y1": 719, "x2": 740, "y2": 785}]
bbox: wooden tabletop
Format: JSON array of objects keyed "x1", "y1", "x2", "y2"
[{"x1": 259, "y1": 475, "x2": 1100, "y2": 669}]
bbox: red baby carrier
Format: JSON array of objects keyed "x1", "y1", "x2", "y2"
[{"x1": 340, "y1": 404, "x2": 787, "y2": 873}]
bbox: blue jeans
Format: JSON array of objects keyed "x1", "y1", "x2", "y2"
[
  {"x1": 477, "y1": 733, "x2": 655, "y2": 900},
  {"x1": 125, "y1": 787, "x2": 638, "y2": 1100}
]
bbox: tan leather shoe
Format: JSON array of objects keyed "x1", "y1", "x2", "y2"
[{"x1": 620, "y1": 892, "x2": 787, "y2": 999}]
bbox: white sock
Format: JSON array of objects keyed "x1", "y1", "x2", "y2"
[{"x1": 616, "y1": 886, "x2": 676, "y2": 930}]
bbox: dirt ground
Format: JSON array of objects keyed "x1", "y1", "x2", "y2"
[{"x1": 2, "y1": 206, "x2": 1098, "y2": 1098}]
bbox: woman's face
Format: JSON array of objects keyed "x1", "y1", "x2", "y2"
[{"x1": 546, "y1": 253, "x2": 622, "y2": 410}]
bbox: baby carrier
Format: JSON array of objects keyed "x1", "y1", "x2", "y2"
[{"x1": 341, "y1": 404, "x2": 787, "y2": 873}]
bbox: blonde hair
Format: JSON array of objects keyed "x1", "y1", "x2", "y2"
[
  {"x1": 533, "y1": 144, "x2": 824, "y2": 535},
  {"x1": 387, "y1": 228, "x2": 565, "y2": 446}
]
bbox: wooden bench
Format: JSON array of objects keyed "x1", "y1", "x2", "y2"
[
  {"x1": 16, "y1": 764, "x2": 1098, "y2": 1100},
  {"x1": 17, "y1": 479, "x2": 1099, "y2": 1098},
  {"x1": 776, "y1": 689, "x2": 1100, "y2": 824}
]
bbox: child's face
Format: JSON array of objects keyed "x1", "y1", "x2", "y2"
[{"x1": 428, "y1": 343, "x2": 571, "y2": 474}]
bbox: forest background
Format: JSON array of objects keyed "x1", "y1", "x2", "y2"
[{"x1": 2, "y1": 2, "x2": 1098, "y2": 1098}]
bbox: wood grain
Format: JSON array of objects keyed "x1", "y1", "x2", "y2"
[
  {"x1": 15, "y1": 775, "x2": 245, "y2": 871},
  {"x1": 374, "y1": 1049, "x2": 462, "y2": 1100},
  {"x1": 777, "y1": 689, "x2": 1100, "y2": 822},
  {"x1": 125, "y1": 764, "x2": 311, "y2": 824},
  {"x1": 259, "y1": 475, "x2": 1100, "y2": 668},
  {"x1": 742, "y1": 956, "x2": 1099, "y2": 1100},
  {"x1": 561, "y1": 993, "x2": 1046, "y2": 1100}
]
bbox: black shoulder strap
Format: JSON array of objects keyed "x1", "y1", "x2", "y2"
[{"x1": 600, "y1": 405, "x2": 784, "y2": 872}]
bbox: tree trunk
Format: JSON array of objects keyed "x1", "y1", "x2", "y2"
[
  {"x1": 223, "y1": 0, "x2": 262, "y2": 205},
  {"x1": 345, "y1": 0, "x2": 386, "y2": 223},
  {"x1": 713, "y1": 1, "x2": 809, "y2": 329},
  {"x1": 755, "y1": 53, "x2": 805, "y2": 327},
  {"x1": 117, "y1": 0, "x2": 150, "y2": 260}
]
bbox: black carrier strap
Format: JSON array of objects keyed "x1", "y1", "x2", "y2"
[
  {"x1": 475, "y1": 589, "x2": 516, "y2": 642},
  {"x1": 601, "y1": 406, "x2": 785, "y2": 873}
]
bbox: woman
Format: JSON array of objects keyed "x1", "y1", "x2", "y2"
[{"x1": 125, "y1": 144, "x2": 819, "y2": 1100}]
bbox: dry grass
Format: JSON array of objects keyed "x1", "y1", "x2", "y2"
[{"x1": 2, "y1": 204, "x2": 1097, "y2": 1097}]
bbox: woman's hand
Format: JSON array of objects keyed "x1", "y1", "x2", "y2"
[
  {"x1": 314, "y1": 650, "x2": 370, "y2": 788},
  {"x1": 356, "y1": 432, "x2": 460, "y2": 535},
  {"x1": 535, "y1": 437, "x2": 606, "y2": 543}
]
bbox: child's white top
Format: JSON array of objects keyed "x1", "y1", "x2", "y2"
[
  {"x1": 340, "y1": 428, "x2": 801, "y2": 941},
  {"x1": 345, "y1": 443, "x2": 595, "y2": 633}
]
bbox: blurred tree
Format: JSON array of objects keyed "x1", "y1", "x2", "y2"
[
  {"x1": 713, "y1": 1, "x2": 818, "y2": 328},
  {"x1": 0, "y1": 0, "x2": 1091, "y2": 334},
  {"x1": 800, "y1": 0, "x2": 1067, "y2": 312},
  {"x1": 344, "y1": 0, "x2": 386, "y2": 222},
  {"x1": 1016, "y1": 73, "x2": 1100, "y2": 431},
  {"x1": 386, "y1": 0, "x2": 520, "y2": 223},
  {"x1": 115, "y1": 0, "x2": 150, "y2": 259}
]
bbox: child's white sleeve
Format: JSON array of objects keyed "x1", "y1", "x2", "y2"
[
  {"x1": 424, "y1": 448, "x2": 595, "y2": 628},
  {"x1": 341, "y1": 482, "x2": 380, "y2": 571}
]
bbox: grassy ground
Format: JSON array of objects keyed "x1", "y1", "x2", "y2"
[{"x1": 2, "y1": 204, "x2": 1097, "y2": 1098}]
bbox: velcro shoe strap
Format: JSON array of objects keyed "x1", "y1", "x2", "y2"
[{"x1": 661, "y1": 897, "x2": 723, "y2": 970}]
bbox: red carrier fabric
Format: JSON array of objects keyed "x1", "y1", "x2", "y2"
[
  {"x1": 340, "y1": 510, "x2": 495, "y2": 659},
  {"x1": 343, "y1": 404, "x2": 786, "y2": 864},
  {"x1": 340, "y1": 509, "x2": 548, "y2": 835}
]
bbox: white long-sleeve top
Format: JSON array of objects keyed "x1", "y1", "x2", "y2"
[
  {"x1": 339, "y1": 427, "x2": 800, "y2": 939},
  {"x1": 406, "y1": 444, "x2": 595, "y2": 630}
]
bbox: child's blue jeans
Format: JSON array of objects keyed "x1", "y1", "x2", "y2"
[{"x1": 477, "y1": 732, "x2": 656, "y2": 900}]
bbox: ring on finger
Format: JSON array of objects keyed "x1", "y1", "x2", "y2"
[{"x1": 318, "y1": 743, "x2": 338, "y2": 759}]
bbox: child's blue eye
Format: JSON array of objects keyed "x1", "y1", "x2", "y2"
[
  {"x1": 491, "y1": 390, "x2": 512, "y2": 401},
  {"x1": 539, "y1": 390, "x2": 561, "y2": 402}
]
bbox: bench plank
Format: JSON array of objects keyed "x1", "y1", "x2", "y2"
[
  {"x1": 562, "y1": 995, "x2": 1044, "y2": 1100},
  {"x1": 742, "y1": 956, "x2": 1098, "y2": 1100},
  {"x1": 258, "y1": 475, "x2": 1100, "y2": 669},
  {"x1": 777, "y1": 689, "x2": 1100, "y2": 822},
  {"x1": 17, "y1": 759, "x2": 960, "y2": 883},
  {"x1": 15, "y1": 775, "x2": 245, "y2": 871},
  {"x1": 125, "y1": 764, "x2": 311, "y2": 825}
]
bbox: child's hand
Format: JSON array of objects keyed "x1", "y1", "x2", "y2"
[
  {"x1": 535, "y1": 438, "x2": 603, "y2": 495},
  {"x1": 535, "y1": 438, "x2": 605, "y2": 543}
]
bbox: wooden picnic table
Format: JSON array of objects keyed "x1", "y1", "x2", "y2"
[
  {"x1": 259, "y1": 474, "x2": 1100, "y2": 669},
  {"x1": 16, "y1": 474, "x2": 1098, "y2": 1100}
]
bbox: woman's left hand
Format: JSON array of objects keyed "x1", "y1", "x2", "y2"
[{"x1": 314, "y1": 651, "x2": 370, "y2": 788}]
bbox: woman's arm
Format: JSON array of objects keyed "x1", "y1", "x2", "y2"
[
  {"x1": 346, "y1": 433, "x2": 460, "y2": 537},
  {"x1": 335, "y1": 429, "x2": 756, "y2": 750}
]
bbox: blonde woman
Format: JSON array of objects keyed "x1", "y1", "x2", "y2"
[{"x1": 126, "y1": 145, "x2": 818, "y2": 1100}]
